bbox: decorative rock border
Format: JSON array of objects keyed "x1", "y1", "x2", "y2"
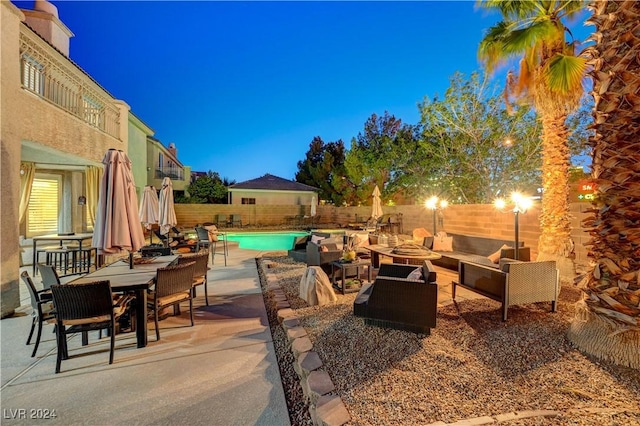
[{"x1": 260, "y1": 259, "x2": 351, "y2": 426}]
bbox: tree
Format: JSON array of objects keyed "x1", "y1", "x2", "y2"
[
  {"x1": 568, "y1": 0, "x2": 640, "y2": 369},
  {"x1": 295, "y1": 136, "x2": 347, "y2": 205},
  {"x1": 344, "y1": 112, "x2": 407, "y2": 205},
  {"x1": 415, "y1": 71, "x2": 543, "y2": 204},
  {"x1": 478, "y1": 0, "x2": 589, "y2": 280},
  {"x1": 184, "y1": 171, "x2": 231, "y2": 204}
]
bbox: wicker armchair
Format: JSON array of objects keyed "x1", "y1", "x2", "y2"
[
  {"x1": 20, "y1": 271, "x2": 56, "y2": 358},
  {"x1": 50, "y1": 280, "x2": 131, "y2": 373},
  {"x1": 178, "y1": 252, "x2": 210, "y2": 306},
  {"x1": 454, "y1": 260, "x2": 559, "y2": 321},
  {"x1": 354, "y1": 261, "x2": 438, "y2": 334},
  {"x1": 148, "y1": 261, "x2": 196, "y2": 341}
]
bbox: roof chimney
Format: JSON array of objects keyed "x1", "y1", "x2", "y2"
[
  {"x1": 22, "y1": 0, "x2": 74, "y2": 57},
  {"x1": 168, "y1": 143, "x2": 177, "y2": 158}
]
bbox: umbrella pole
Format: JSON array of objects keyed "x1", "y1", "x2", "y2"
[{"x1": 129, "y1": 251, "x2": 134, "y2": 269}]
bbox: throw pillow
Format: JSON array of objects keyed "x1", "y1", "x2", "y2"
[
  {"x1": 488, "y1": 244, "x2": 511, "y2": 264},
  {"x1": 433, "y1": 236, "x2": 453, "y2": 252},
  {"x1": 320, "y1": 245, "x2": 329, "y2": 252},
  {"x1": 407, "y1": 267, "x2": 423, "y2": 280}
]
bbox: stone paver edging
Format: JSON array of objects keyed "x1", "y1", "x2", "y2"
[{"x1": 260, "y1": 260, "x2": 351, "y2": 426}]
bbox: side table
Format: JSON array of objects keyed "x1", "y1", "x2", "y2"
[{"x1": 330, "y1": 259, "x2": 372, "y2": 295}]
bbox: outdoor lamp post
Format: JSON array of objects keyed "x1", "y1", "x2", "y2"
[
  {"x1": 494, "y1": 192, "x2": 533, "y2": 260},
  {"x1": 425, "y1": 196, "x2": 448, "y2": 235}
]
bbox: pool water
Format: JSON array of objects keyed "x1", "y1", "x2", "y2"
[{"x1": 225, "y1": 231, "x2": 309, "y2": 251}]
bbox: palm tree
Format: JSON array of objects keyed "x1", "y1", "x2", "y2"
[
  {"x1": 567, "y1": 0, "x2": 640, "y2": 369},
  {"x1": 478, "y1": 0, "x2": 588, "y2": 280}
]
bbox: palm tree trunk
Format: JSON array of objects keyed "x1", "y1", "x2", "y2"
[
  {"x1": 568, "y1": 0, "x2": 640, "y2": 369},
  {"x1": 536, "y1": 110, "x2": 575, "y2": 282}
]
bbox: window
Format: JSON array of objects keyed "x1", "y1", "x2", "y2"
[
  {"x1": 27, "y1": 175, "x2": 61, "y2": 236},
  {"x1": 241, "y1": 198, "x2": 256, "y2": 205},
  {"x1": 21, "y1": 54, "x2": 44, "y2": 95}
]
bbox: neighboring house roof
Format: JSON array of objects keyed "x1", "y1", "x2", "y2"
[{"x1": 230, "y1": 174, "x2": 318, "y2": 191}]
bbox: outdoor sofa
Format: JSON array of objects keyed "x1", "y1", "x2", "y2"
[
  {"x1": 453, "y1": 259, "x2": 559, "y2": 321},
  {"x1": 422, "y1": 233, "x2": 530, "y2": 271},
  {"x1": 354, "y1": 261, "x2": 437, "y2": 334}
]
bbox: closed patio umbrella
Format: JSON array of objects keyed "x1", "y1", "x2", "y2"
[
  {"x1": 371, "y1": 185, "x2": 383, "y2": 220},
  {"x1": 158, "y1": 177, "x2": 177, "y2": 237},
  {"x1": 139, "y1": 185, "x2": 159, "y2": 243},
  {"x1": 92, "y1": 149, "x2": 145, "y2": 259},
  {"x1": 310, "y1": 195, "x2": 317, "y2": 227}
]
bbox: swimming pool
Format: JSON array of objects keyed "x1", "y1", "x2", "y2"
[{"x1": 225, "y1": 231, "x2": 309, "y2": 251}]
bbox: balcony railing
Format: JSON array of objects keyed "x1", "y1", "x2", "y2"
[
  {"x1": 19, "y1": 27, "x2": 121, "y2": 140},
  {"x1": 155, "y1": 168, "x2": 184, "y2": 181}
]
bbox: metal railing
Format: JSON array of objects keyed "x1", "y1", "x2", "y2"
[
  {"x1": 155, "y1": 168, "x2": 184, "y2": 181},
  {"x1": 19, "y1": 28, "x2": 121, "y2": 140}
]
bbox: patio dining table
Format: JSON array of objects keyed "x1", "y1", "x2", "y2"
[
  {"x1": 32, "y1": 233, "x2": 94, "y2": 276},
  {"x1": 69, "y1": 255, "x2": 179, "y2": 348}
]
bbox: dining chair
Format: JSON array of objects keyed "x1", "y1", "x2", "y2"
[
  {"x1": 20, "y1": 271, "x2": 56, "y2": 358},
  {"x1": 195, "y1": 226, "x2": 218, "y2": 265},
  {"x1": 178, "y1": 252, "x2": 210, "y2": 305},
  {"x1": 147, "y1": 261, "x2": 196, "y2": 341},
  {"x1": 37, "y1": 264, "x2": 61, "y2": 292},
  {"x1": 50, "y1": 280, "x2": 132, "y2": 373}
]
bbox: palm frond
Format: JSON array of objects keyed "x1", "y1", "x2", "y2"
[
  {"x1": 502, "y1": 20, "x2": 559, "y2": 55},
  {"x1": 477, "y1": 0, "x2": 538, "y2": 19},
  {"x1": 546, "y1": 54, "x2": 587, "y2": 95}
]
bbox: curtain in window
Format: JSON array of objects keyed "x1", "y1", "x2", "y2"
[
  {"x1": 86, "y1": 165, "x2": 102, "y2": 227},
  {"x1": 19, "y1": 162, "x2": 35, "y2": 223}
]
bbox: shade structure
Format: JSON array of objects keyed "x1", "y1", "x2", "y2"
[
  {"x1": 158, "y1": 177, "x2": 177, "y2": 236},
  {"x1": 310, "y1": 196, "x2": 317, "y2": 217},
  {"x1": 371, "y1": 185, "x2": 383, "y2": 220},
  {"x1": 92, "y1": 149, "x2": 145, "y2": 255},
  {"x1": 139, "y1": 185, "x2": 159, "y2": 230}
]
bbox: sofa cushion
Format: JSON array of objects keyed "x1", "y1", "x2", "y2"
[
  {"x1": 433, "y1": 236, "x2": 453, "y2": 251},
  {"x1": 407, "y1": 268, "x2": 422, "y2": 280},
  {"x1": 488, "y1": 244, "x2": 511, "y2": 264}
]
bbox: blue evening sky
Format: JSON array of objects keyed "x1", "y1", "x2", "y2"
[{"x1": 14, "y1": 1, "x2": 593, "y2": 183}]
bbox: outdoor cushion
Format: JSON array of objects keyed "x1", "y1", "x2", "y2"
[
  {"x1": 407, "y1": 268, "x2": 422, "y2": 280},
  {"x1": 433, "y1": 236, "x2": 453, "y2": 251},
  {"x1": 488, "y1": 244, "x2": 511, "y2": 263}
]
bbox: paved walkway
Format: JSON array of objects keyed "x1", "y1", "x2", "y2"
[{"x1": 1, "y1": 246, "x2": 291, "y2": 425}]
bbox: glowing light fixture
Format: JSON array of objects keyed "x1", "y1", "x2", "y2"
[
  {"x1": 425, "y1": 196, "x2": 448, "y2": 235},
  {"x1": 494, "y1": 192, "x2": 533, "y2": 260}
]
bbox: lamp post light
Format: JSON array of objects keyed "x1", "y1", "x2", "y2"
[
  {"x1": 494, "y1": 192, "x2": 533, "y2": 260},
  {"x1": 425, "y1": 196, "x2": 448, "y2": 235}
]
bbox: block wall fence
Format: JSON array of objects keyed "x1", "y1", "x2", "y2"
[{"x1": 175, "y1": 201, "x2": 593, "y2": 268}]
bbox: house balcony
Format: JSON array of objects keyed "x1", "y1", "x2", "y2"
[{"x1": 19, "y1": 26, "x2": 121, "y2": 140}]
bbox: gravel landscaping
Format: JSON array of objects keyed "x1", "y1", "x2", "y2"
[{"x1": 258, "y1": 254, "x2": 640, "y2": 426}]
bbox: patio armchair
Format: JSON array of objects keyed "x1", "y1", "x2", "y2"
[
  {"x1": 354, "y1": 261, "x2": 438, "y2": 334},
  {"x1": 20, "y1": 271, "x2": 56, "y2": 358},
  {"x1": 216, "y1": 214, "x2": 228, "y2": 228},
  {"x1": 454, "y1": 259, "x2": 559, "y2": 321},
  {"x1": 306, "y1": 237, "x2": 343, "y2": 273},
  {"x1": 178, "y1": 251, "x2": 210, "y2": 306},
  {"x1": 231, "y1": 214, "x2": 242, "y2": 227},
  {"x1": 50, "y1": 280, "x2": 132, "y2": 373},
  {"x1": 148, "y1": 261, "x2": 196, "y2": 341}
]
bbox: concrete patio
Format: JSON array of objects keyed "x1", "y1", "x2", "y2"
[{"x1": 1, "y1": 246, "x2": 290, "y2": 425}]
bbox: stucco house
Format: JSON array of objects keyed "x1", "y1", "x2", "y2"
[
  {"x1": 228, "y1": 174, "x2": 318, "y2": 206},
  {"x1": 0, "y1": 0, "x2": 189, "y2": 317}
]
